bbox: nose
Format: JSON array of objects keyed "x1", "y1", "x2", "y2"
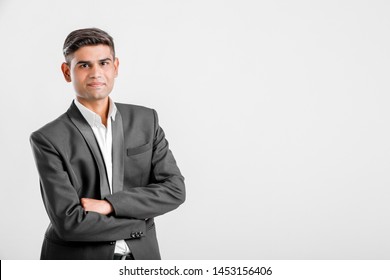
[{"x1": 89, "y1": 64, "x2": 102, "y2": 78}]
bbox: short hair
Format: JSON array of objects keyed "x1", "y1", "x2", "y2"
[{"x1": 63, "y1": 27, "x2": 115, "y2": 63}]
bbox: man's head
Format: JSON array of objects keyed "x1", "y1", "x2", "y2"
[{"x1": 61, "y1": 28, "x2": 119, "y2": 104}]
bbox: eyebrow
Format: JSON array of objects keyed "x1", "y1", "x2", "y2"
[{"x1": 76, "y1": 57, "x2": 113, "y2": 65}]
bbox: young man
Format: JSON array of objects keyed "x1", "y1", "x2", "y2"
[{"x1": 30, "y1": 28, "x2": 185, "y2": 260}]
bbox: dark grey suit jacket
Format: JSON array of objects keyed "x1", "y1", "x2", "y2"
[{"x1": 30, "y1": 101, "x2": 185, "y2": 260}]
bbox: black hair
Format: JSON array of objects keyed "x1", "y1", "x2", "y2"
[{"x1": 63, "y1": 27, "x2": 115, "y2": 63}]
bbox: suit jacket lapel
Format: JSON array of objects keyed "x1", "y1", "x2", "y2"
[
  {"x1": 111, "y1": 107, "x2": 124, "y2": 194},
  {"x1": 66, "y1": 101, "x2": 111, "y2": 199}
]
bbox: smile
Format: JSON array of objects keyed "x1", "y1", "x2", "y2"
[{"x1": 87, "y1": 82, "x2": 105, "y2": 87}]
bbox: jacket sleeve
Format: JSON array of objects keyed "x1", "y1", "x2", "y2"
[
  {"x1": 30, "y1": 131, "x2": 146, "y2": 242},
  {"x1": 105, "y1": 109, "x2": 186, "y2": 219}
]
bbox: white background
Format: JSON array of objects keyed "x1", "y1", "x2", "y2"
[{"x1": 0, "y1": 0, "x2": 389, "y2": 259}]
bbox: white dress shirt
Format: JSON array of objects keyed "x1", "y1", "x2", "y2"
[{"x1": 75, "y1": 98, "x2": 130, "y2": 255}]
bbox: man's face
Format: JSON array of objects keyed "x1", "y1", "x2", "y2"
[{"x1": 61, "y1": 44, "x2": 119, "y2": 102}]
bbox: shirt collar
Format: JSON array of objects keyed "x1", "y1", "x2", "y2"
[{"x1": 74, "y1": 98, "x2": 117, "y2": 127}]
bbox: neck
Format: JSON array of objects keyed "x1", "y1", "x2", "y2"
[{"x1": 77, "y1": 97, "x2": 110, "y2": 126}]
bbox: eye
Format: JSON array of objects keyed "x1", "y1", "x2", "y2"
[
  {"x1": 101, "y1": 61, "x2": 110, "y2": 66},
  {"x1": 79, "y1": 63, "x2": 89, "y2": 68}
]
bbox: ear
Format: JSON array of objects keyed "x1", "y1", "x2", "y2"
[
  {"x1": 114, "y1": 57, "x2": 119, "y2": 77},
  {"x1": 61, "y1": 62, "x2": 72, "y2": 82}
]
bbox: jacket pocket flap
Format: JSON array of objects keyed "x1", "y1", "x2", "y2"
[{"x1": 127, "y1": 142, "x2": 152, "y2": 156}]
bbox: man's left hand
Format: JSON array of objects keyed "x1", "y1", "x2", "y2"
[{"x1": 81, "y1": 198, "x2": 114, "y2": 215}]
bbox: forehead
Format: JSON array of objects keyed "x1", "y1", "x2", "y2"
[{"x1": 70, "y1": 44, "x2": 113, "y2": 62}]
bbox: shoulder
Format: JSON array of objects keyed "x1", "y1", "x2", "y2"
[
  {"x1": 115, "y1": 102, "x2": 155, "y2": 115},
  {"x1": 115, "y1": 102, "x2": 158, "y2": 121},
  {"x1": 30, "y1": 112, "x2": 73, "y2": 144},
  {"x1": 114, "y1": 103, "x2": 161, "y2": 133}
]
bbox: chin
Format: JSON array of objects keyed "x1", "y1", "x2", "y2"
[{"x1": 87, "y1": 91, "x2": 110, "y2": 99}]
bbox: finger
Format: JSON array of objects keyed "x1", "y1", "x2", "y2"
[{"x1": 80, "y1": 198, "x2": 88, "y2": 208}]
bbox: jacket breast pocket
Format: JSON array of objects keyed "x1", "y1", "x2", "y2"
[
  {"x1": 125, "y1": 142, "x2": 153, "y2": 188},
  {"x1": 127, "y1": 142, "x2": 152, "y2": 156}
]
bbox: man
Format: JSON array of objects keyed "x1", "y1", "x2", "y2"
[{"x1": 30, "y1": 28, "x2": 185, "y2": 260}]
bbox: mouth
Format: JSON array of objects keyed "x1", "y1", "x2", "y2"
[{"x1": 87, "y1": 82, "x2": 105, "y2": 88}]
